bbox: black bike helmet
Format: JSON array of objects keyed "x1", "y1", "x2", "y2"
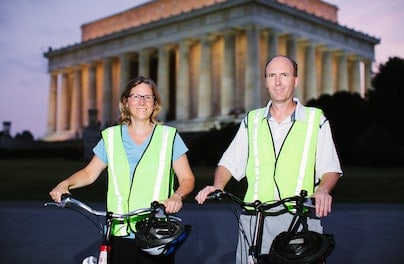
[
  {"x1": 135, "y1": 216, "x2": 191, "y2": 256},
  {"x1": 268, "y1": 231, "x2": 335, "y2": 264}
]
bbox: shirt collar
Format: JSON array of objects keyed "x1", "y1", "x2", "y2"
[{"x1": 264, "y1": 98, "x2": 306, "y2": 122}]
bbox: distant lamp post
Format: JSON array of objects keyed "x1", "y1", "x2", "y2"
[{"x1": 2, "y1": 121, "x2": 12, "y2": 138}]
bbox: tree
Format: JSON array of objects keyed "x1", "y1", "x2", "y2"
[
  {"x1": 307, "y1": 91, "x2": 372, "y2": 165},
  {"x1": 366, "y1": 56, "x2": 404, "y2": 146},
  {"x1": 310, "y1": 57, "x2": 404, "y2": 166}
]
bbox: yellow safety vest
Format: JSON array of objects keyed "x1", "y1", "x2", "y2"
[
  {"x1": 102, "y1": 124, "x2": 176, "y2": 236},
  {"x1": 245, "y1": 107, "x2": 322, "y2": 202}
]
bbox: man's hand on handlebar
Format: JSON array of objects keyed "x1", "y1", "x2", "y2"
[
  {"x1": 311, "y1": 190, "x2": 333, "y2": 217},
  {"x1": 195, "y1": 186, "x2": 222, "y2": 204},
  {"x1": 163, "y1": 193, "x2": 183, "y2": 214}
]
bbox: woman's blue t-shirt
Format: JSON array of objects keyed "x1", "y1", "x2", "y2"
[{"x1": 93, "y1": 124, "x2": 188, "y2": 176}]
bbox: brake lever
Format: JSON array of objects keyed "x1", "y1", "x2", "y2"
[
  {"x1": 44, "y1": 193, "x2": 72, "y2": 208},
  {"x1": 206, "y1": 189, "x2": 224, "y2": 200},
  {"x1": 303, "y1": 198, "x2": 316, "y2": 208}
]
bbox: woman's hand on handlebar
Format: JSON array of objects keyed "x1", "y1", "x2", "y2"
[
  {"x1": 163, "y1": 193, "x2": 183, "y2": 214},
  {"x1": 49, "y1": 182, "x2": 70, "y2": 203},
  {"x1": 195, "y1": 186, "x2": 221, "y2": 204}
]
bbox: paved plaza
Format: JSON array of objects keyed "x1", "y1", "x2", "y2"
[{"x1": 1, "y1": 201, "x2": 403, "y2": 263}]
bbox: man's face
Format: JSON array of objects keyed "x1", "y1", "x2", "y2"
[{"x1": 265, "y1": 57, "x2": 299, "y2": 103}]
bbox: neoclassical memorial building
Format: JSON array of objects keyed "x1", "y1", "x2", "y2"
[{"x1": 43, "y1": 0, "x2": 380, "y2": 141}]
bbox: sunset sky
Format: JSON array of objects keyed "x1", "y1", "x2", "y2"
[{"x1": 1, "y1": 0, "x2": 403, "y2": 139}]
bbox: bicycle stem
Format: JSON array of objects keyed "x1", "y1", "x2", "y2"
[{"x1": 252, "y1": 209, "x2": 265, "y2": 259}]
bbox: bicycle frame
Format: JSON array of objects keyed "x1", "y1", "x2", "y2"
[
  {"x1": 207, "y1": 190, "x2": 314, "y2": 264},
  {"x1": 44, "y1": 194, "x2": 174, "y2": 264}
]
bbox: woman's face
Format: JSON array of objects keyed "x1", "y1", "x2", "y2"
[{"x1": 126, "y1": 83, "x2": 155, "y2": 122}]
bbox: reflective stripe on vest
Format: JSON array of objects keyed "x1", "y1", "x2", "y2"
[
  {"x1": 102, "y1": 125, "x2": 175, "y2": 236},
  {"x1": 245, "y1": 107, "x2": 321, "y2": 202}
]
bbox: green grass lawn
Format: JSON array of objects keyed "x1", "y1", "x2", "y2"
[{"x1": 1, "y1": 158, "x2": 403, "y2": 203}]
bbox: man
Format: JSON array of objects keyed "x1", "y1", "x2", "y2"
[{"x1": 195, "y1": 55, "x2": 342, "y2": 263}]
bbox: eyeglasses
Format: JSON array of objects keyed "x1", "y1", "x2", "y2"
[{"x1": 128, "y1": 94, "x2": 155, "y2": 102}]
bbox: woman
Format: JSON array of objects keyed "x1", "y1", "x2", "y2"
[{"x1": 50, "y1": 76, "x2": 195, "y2": 264}]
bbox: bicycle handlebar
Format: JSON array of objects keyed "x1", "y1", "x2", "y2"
[
  {"x1": 44, "y1": 193, "x2": 165, "y2": 220},
  {"x1": 206, "y1": 189, "x2": 315, "y2": 213}
]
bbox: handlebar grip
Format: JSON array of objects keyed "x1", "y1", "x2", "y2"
[
  {"x1": 61, "y1": 193, "x2": 72, "y2": 200},
  {"x1": 206, "y1": 190, "x2": 223, "y2": 200},
  {"x1": 303, "y1": 198, "x2": 319, "y2": 219},
  {"x1": 303, "y1": 198, "x2": 316, "y2": 208}
]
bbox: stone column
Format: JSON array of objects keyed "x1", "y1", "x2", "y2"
[
  {"x1": 158, "y1": 45, "x2": 170, "y2": 121},
  {"x1": 198, "y1": 36, "x2": 213, "y2": 118},
  {"x1": 176, "y1": 40, "x2": 191, "y2": 119},
  {"x1": 88, "y1": 63, "x2": 97, "y2": 110},
  {"x1": 80, "y1": 65, "x2": 89, "y2": 127},
  {"x1": 57, "y1": 72, "x2": 69, "y2": 131},
  {"x1": 114, "y1": 53, "x2": 134, "y2": 120},
  {"x1": 352, "y1": 58, "x2": 362, "y2": 95},
  {"x1": 114, "y1": 54, "x2": 131, "y2": 120},
  {"x1": 287, "y1": 35, "x2": 298, "y2": 60},
  {"x1": 305, "y1": 42, "x2": 316, "y2": 101},
  {"x1": 287, "y1": 35, "x2": 300, "y2": 99},
  {"x1": 119, "y1": 53, "x2": 131, "y2": 94},
  {"x1": 245, "y1": 25, "x2": 261, "y2": 110},
  {"x1": 364, "y1": 59, "x2": 372, "y2": 92},
  {"x1": 138, "y1": 48, "x2": 150, "y2": 77},
  {"x1": 322, "y1": 49, "x2": 333, "y2": 95},
  {"x1": 268, "y1": 29, "x2": 279, "y2": 58},
  {"x1": 337, "y1": 52, "x2": 348, "y2": 91},
  {"x1": 70, "y1": 68, "x2": 82, "y2": 134},
  {"x1": 102, "y1": 58, "x2": 113, "y2": 127},
  {"x1": 221, "y1": 30, "x2": 236, "y2": 116},
  {"x1": 96, "y1": 64, "x2": 103, "y2": 122},
  {"x1": 47, "y1": 72, "x2": 58, "y2": 134},
  {"x1": 111, "y1": 59, "x2": 120, "y2": 122}
]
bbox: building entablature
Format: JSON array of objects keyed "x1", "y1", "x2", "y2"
[{"x1": 44, "y1": 0, "x2": 379, "y2": 72}]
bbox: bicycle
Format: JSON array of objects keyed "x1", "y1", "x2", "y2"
[
  {"x1": 44, "y1": 194, "x2": 191, "y2": 264},
  {"x1": 206, "y1": 189, "x2": 335, "y2": 264}
]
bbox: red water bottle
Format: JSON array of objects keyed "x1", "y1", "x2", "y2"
[{"x1": 98, "y1": 244, "x2": 111, "y2": 264}]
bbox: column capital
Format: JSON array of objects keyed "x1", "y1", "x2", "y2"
[
  {"x1": 119, "y1": 52, "x2": 136, "y2": 60},
  {"x1": 158, "y1": 43, "x2": 175, "y2": 51},
  {"x1": 221, "y1": 28, "x2": 238, "y2": 36},
  {"x1": 178, "y1": 38, "x2": 198, "y2": 47}
]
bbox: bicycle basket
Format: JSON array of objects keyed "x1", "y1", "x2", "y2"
[
  {"x1": 268, "y1": 230, "x2": 335, "y2": 264},
  {"x1": 135, "y1": 216, "x2": 191, "y2": 256}
]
